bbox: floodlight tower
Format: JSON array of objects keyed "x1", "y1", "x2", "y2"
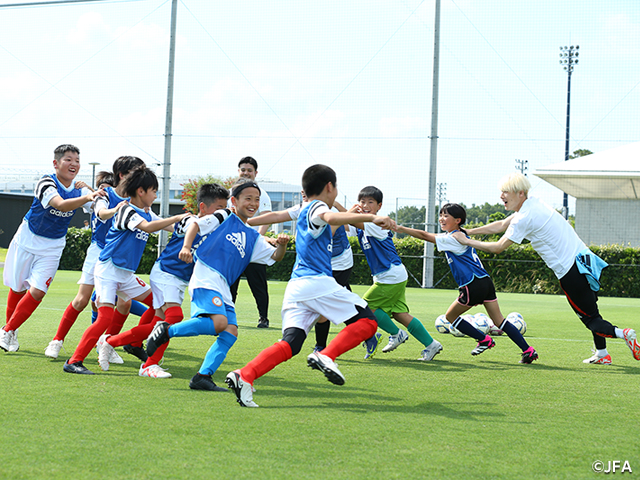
[
  {"x1": 515, "y1": 159, "x2": 528, "y2": 176},
  {"x1": 559, "y1": 45, "x2": 579, "y2": 219}
]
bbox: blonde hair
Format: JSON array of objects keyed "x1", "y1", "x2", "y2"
[{"x1": 498, "y1": 173, "x2": 531, "y2": 195}]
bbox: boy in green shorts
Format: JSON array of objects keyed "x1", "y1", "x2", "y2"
[{"x1": 354, "y1": 186, "x2": 442, "y2": 361}]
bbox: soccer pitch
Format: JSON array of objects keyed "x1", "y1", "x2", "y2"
[{"x1": 1, "y1": 270, "x2": 639, "y2": 480}]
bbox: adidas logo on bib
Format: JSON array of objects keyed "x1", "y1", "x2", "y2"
[{"x1": 226, "y1": 231, "x2": 247, "y2": 258}]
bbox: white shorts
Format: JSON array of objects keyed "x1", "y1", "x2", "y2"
[
  {"x1": 149, "y1": 263, "x2": 187, "y2": 309},
  {"x1": 281, "y1": 287, "x2": 367, "y2": 334},
  {"x1": 94, "y1": 260, "x2": 150, "y2": 305},
  {"x1": 3, "y1": 240, "x2": 61, "y2": 293},
  {"x1": 77, "y1": 242, "x2": 102, "y2": 285}
]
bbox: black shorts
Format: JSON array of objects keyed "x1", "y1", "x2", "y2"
[
  {"x1": 332, "y1": 267, "x2": 352, "y2": 291},
  {"x1": 457, "y1": 276, "x2": 497, "y2": 307}
]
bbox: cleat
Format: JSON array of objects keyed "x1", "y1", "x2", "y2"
[
  {"x1": 123, "y1": 344, "x2": 148, "y2": 362},
  {"x1": 363, "y1": 332, "x2": 383, "y2": 360},
  {"x1": 418, "y1": 339, "x2": 443, "y2": 361},
  {"x1": 471, "y1": 335, "x2": 495, "y2": 356},
  {"x1": 583, "y1": 353, "x2": 612, "y2": 365},
  {"x1": 382, "y1": 329, "x2": 409, "y2": 353},
  {"x1": 45, "y1": 339, "x2": 64, "y2": 359},
  {"x1": 109, "y1": 349, "x2": 124, "y2": 364},
  {"x1": 139, "y1": 364, "x2": 172, "y2": 378},
  {"x1": 97, "y1": 335, "x2": 114, "y2": 371},
  {"x1": 307, "y1": 351, "x2": 345, "y2": 385},
  {"x1": 623, "y1": 328, "x2": 640, "y2": 361},
  {"x1": 225, "y1": 370, "x2": 258, "y2": 407},
  {"x1": 0, "y1": 328, "x2": 19, "y2": 352},
  {"x1": 189, "y1": 373, "x2": 229, "y2": 391},
  {"x1": 63, "y1": 360, "x2": 95, "y2": 375},
  {"x1": 257, "y1": 317, "x2": 269, "y2": 329},
  {"x1": 313, "y1": 345, "x2": 325, "y2": 353},
  {"x1": 520, "y1": 346, "x2": 539, "y2": 364},
  {"x1": 146, "y1": 321, "x2": 170, "y2": 357}
]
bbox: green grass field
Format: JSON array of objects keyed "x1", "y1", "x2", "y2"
[{"x1": 1, "y1": 270, "x2": 639, "y2": 480}]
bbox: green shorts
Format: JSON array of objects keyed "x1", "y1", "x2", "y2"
[{"x1": 363, "y1": 280, "x2": 409, "y2": 314}]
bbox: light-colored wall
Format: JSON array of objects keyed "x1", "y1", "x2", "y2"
[{"x1": 575, "y1": 198, "x2": 640, "y2": 247}]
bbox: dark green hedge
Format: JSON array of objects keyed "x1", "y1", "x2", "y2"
[{"x1": 62, "y1": 228, "x2": 640, "y2": 298}]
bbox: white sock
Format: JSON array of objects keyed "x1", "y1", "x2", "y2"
[
  {"x1": 596, "y1": 348, "x2": 609, "y2": 357},
  {"x1": 615, "y1": 328, "x2": 625, "y2": 339}
]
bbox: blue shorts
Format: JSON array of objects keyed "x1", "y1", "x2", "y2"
[{"x1": 190, "y1": 288, "x2": 237, "y2": 326}]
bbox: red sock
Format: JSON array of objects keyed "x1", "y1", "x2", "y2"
[
  {"x1": 129, "y1": 306, "x2": 156, "y2": 347},
  {"x1": 240, "y1": 341, "x2": 292, "y2": 385},
  {"x1": 106, "y1": 309, "x2": 129, "y2": 336},
  {"x1": 321, "y1": 318, "x2": 377, "y2": 360},
  {"x1": 6, "y1": 290, "x2": 26, "y2": 324},
  {"x1": 107, "y1": 322, "x2": 155, "y2": 348},
  {"x1": 54, "y1": 303, "x2": 82, "y2": 341},
  {"x1": 142, "y1": 307, "x2": 183, "y2": 368},
  {"x1": 68, "y1": 306, "x2": 113, "y2": 364},
  {"x1": 141, "y1": 292, "x2": 154, "y2": 308},
  {"x1": 6, "y1": 291, "x2": 42, "y2": 331}
]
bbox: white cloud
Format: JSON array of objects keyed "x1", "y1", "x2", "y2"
[{"x1": 66, "y1": 12, "x2": 111, "y2": 48}]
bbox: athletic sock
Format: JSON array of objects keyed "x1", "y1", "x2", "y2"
[
  {"x1": 54, "y1": 303, "x2": 82, "y2": 341},
  {"x1": 91, "y1": 307, "x2": 98, "y2": 324},
  {"x1": 6, "y1": 291, "x2": 41, "y2": 331},
  {"x1": 142, "y1": 308, "x2": 184, "y2": 368},
  {"x1": 615, "y1": 327, "x2": 625, "y2": 339},
  {"x1": 314, "y1": 320, "x2": 330, "y2": 348},
  {"x1": 596, "y1": 348, "x2": 609, "y2": 357},
  {"x1": 407, "y1": 317, "x2": 435, "y2": 347},
  {"x1": 240, "y1": 341, "x2": 292, "y2": 385},
  {"x1": 373, "y1": 309, "x2": 399, "y2": 335},
  {"x1": 129, "y1": 304, "x2": 155, "y2": 347},
  {"x1": 106, "y1": 309, "x2": 129, "y2": 336},
  {"x1": 107, "y1": 322, "x2": 155, "y2": 348},
  {"x1": 321, "y1": 317, "x2": 377, "y2": 360},
  {"x1": 129, "y1": 299, "x2": 148, "y2": 317},
  {"x1": 198, "y1": 331, "x2": 238, "y2": 376},
  {"x1": 68, "y1": 306, "x2": 113, "y2": 364},
  {"x1": 451, "y1": 317, "x2": 484, "y2": 342},
  {"x1": 6, "y1": 290, "x2": 26, "y2": 324},
  {"x1": 497, "y1": 319, "x2": 530, "y2": 351},
  {"x1": 169, "y1": 316, "x2": 217, "y2": 338}
]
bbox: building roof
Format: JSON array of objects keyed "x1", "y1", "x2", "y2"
[{"x1": 533, "y1": 141, "x2": 640, "y2": 199}]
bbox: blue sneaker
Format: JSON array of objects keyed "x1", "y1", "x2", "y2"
[{"x1": 362, "y1": 332, "x2": 383, "y2": 360}]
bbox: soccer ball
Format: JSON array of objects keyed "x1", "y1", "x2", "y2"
[
  {"x1": 449, "y1": 324, "x2": 465, "y2": 337},
  {"x1": 507, "y1": 312, "x2": 526, "y2": 335},
  {"x1": 488, "y1": 319, "x2": 504, "y2": 336},
  {"x1": 472, "y1": 313, "x2": 491, "y2": 335},
  {"x1": 435, "y1": 314, "x2": 450, "y2": 334}
]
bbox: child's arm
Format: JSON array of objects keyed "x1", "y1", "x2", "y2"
[
  {"x1": 178, "y1": 221, "x2": 201, "y2": 264},
  {"x1": 97, "y1": 200, "x2": 128, "y2": 222},
  {"x1": 49, "y1": 188, "x2": 106, "y2": 212},
  {"x1": 270, "y1": 233, "x2": 290, "y2": 262},
  {"x1": 465, "y1": 215, "x2": 514, "y2": 236},
  {"x1": 247, "y1": 210, "x2": 293, "y2": 227},
  {"x1": 320, "y1": 210, "x2": 395, "y2": 230},
  {"x1": 137, "y1": 213, "x2": 189, "y2": 234},
  {"x1": 395, "y1": 225, "x2": 437, "y2": 244},
  {"x1": 452, "y1": 231, "x2": 514, "y2": 254}
]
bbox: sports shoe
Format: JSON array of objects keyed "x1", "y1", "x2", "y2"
[
  {"x1": 45, "y1": 339, "x2": 64, "y2": 359},
  {"x1": 382, "y1": 329, "x2": 409, "y2": 353},
  {"x1": 146, "y1": 321, "x2": 170, "y2": 357},
  {"x1": 623, "y1": 328, "x2": 640, "y2": 361},
  {"x1": 63, "y1": 360, "x2": 95, "y2": 375},
  {"x1": 471, "y1": 335, "x2": 495, "y2": 356},
  {"x1": 418, "y1": 339, "x2": 443, "y2": 361},
  {"x1": 225, "y1": 370, "x2": 258, "y2": 407},
  {"x1": 363, "y1": 332, "x2": 383, "y2": 360},
  {"x1": 190, "y1": 373, "x2": 229, "y2": 391},
  {"x1": 583, "y1": 353, "x2": 612, "y2": 365},
  {"x1": 139, "y1": 363, "x2": 172, "y2": 378},
  {"x1": 0, "y1": 328, "x2": 19, "y2": 352},
  {"x1": 257, "y1": 317, "x2": 269, "y2": 328},
  {"x1": 307, "y1": 351, "x2": 345, "y2": 385},
  {"x1": 109, "y1": 349, "x2": 124, "y2": 364},
  {"x1": 123, "y1": 344, "x2": 148, "y2": 362},
  {"x1": 97, "y1": 335, "x2": 114, "y2": 371},
  {"x1": 519, "y1": 346, "x2": 539, "y2": 364},
  {"x1": 313, "y1": 345, "x2": 325, "y2": 353}
]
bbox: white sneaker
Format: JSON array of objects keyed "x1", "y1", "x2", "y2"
[
  {"x1": 307, "y1": 351, "x2": 346, "y2": 385},
  {"x1": 45, "y1": 339, "x2": 64, "y2": 359},
  {"x1": 97, "y1": 334, "x2": 114, "y2": 371},
  {"x1": 139, "y1": 364, "x2": 172, "y2": 378},
  {"x1": 0, "y1": 328, "x2": 19, "y2": 352},
  {"x1": 419, "y1": 339, "x2": 443, "y2": 361},
  {"x1": 109, "y1": 349, "x2": 124, "y2": 364},
  {"x1": 226, "y1": 370, "x2": 258, "y2": 407},
  {"x1": 583, "y1": 353, "x2": 612, "y2": 365},
  {"x1": 382, "y1": 329, "x2": 409, "y2": 353}
]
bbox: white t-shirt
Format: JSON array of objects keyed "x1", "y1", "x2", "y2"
[{"x1": 505, "y1": 196, "x2": 585, "y2": 279}]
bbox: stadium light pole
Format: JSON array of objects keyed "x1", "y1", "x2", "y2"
[
  {"x1": 559, "y1": 45, "x2": 579, "y2": 219},
  {"x1": 88, "y1": 162, "x2": 100, "y2": 189},
  {"x1": 515, "y1": 159, "x2": 528, "y2": 176}
]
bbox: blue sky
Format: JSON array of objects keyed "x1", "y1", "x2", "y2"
[{"x1": 1, "y1": 0, "x2": 638, "y2": 216}]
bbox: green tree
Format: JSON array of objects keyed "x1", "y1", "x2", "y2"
[
  {"x1": 181, "y1": 174, "x2": 236, "y2": 214},
  {"x1": 569, "y1": 149, "x2": 593, "y2": 159}
]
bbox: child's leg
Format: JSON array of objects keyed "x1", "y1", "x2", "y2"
[
  {"x1": 5, "y1": 288, "x2": 43, "y2": 331},
  {"x1": 485, "y1": 301, "x2": 530, "y2": 351},
  {"x1": 198, "y1": 327, "x2": 238, "y2": 376},
  {"x1": 314, "y1": 316, "x2": 330, "y2": 349},
  {"x1": 142, "y1": 306, "x2": 183, "y2": 368},
  {"x1": 393, "y1": 311, "x2": 438, "y2": 346},
  {"x1": 321, "y1": 305, "x2": 378, "y2": 360},
  {"x1": 240, "y1": 335, "x2": 296, "y2": 385},
  {"x1": 6, "y1": 290, "x2": 26, "y2": 324},
  {"x1": 444, "y1": 302, "x2": 485, "y2": 342},
  {"x1": 68, "y1": 305, "x2": 114, "y2": 364},
  {"x1": 54, "y1": 284, "x2": 94, "y2": 341}
]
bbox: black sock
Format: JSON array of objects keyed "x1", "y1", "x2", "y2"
[
  {"x1": 498, "y1": 319, "x2": 530, "y2": 351},
  {"x1": 452, "y1": 317, "x2": 485, "y2": 341}
]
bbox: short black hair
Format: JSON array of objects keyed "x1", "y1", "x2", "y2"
[
  {"x1": 197, "y1": 183, "x2": 229, "y2": 205},
  {"x1": 112, "y1": 156, "x2": 145, "y2": 186},
  {"x1": 95, "y1": 171, "x2": 114, "y2": 188},
  {"x1": 301, "y1": 164, "x2": 336, "y2": 197},
  {"x1": 54, "y1": 144, "x2": 80, "y2": 160},
  {"x1": 358, "y1": 186, "x2": 383, "y2": 204},
  {"x1": 121, "y1": 165, "x2": 158, "y2": 198},
  {"x1": 238, "y1": 156, "x2": 258, "y2": 170},
  {"x1": 231, "y1": 177, "x2": 261, "y2": 198},
  {"x1": 439, "y1": 203, "x2": 467, "y2": 226}
]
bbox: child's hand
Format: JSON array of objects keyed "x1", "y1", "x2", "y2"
[
  {"x1": 276, "y1": 233, "x2": 290, "y2": 245},
  {"x1": 76, "y1": 180, "x2": 92, "y2": 191},
  {"x1": 374, "y1": 216, "x2": 396, "y2": 231},
  {"x1": 348, "y1": 204, "x2": 362, "y2": 214},
  {"x1": 178, "y1": 246, "x2": 193, "y2": 264},
  {"x1": 87, "y1": 189, "x2": 107, "y2": 201},
  {"x1": 451, "y1": 231, "x2": 468, "y2": 244},
  {"x1": 114, "y1": 200, "x2": 128, "y2": 210}
]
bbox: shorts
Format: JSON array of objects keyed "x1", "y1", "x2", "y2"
[
  {"x1": 94, "y1": 261, "x2": 150, "y2": 305},
  {"x1": 78, "y1": 242, "x2": 101, "y2": 286},
  {"x1": 3, "y1": 241, "x2": 60, "y2": 293},
  {"x1": 281, "y1": 287, "x2": 367, "y2": 334},
  {"x1": 150, "y1": 263, "x2": 188, "y2": 309},
  {"x1": 363, "y1": 281, "x2": 409, "y2": 314},
  {"x1": 332, "y1": 267, "x2": 352, "y2": 291},
  {"x1": 457, "y1": 276, "x2": 496, "y2": 307},
  {"x1": 190, "y1": 288, "x2": 237, "y2": 326}
]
